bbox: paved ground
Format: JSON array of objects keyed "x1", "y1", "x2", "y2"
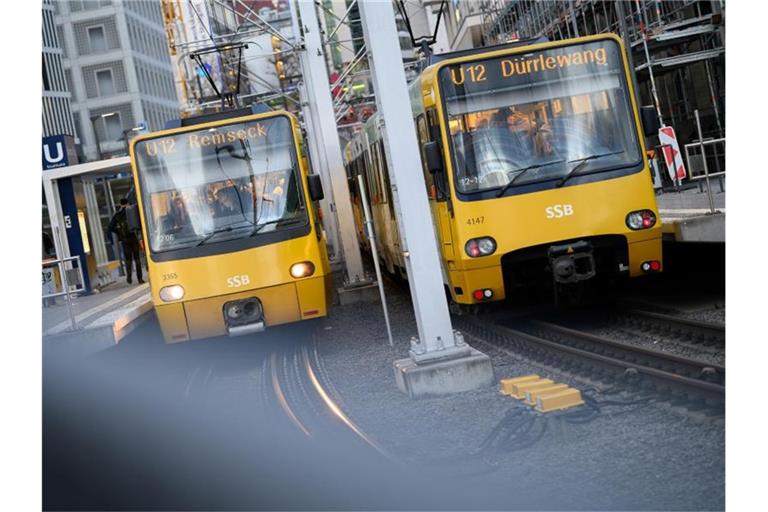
[
  {"x1": 656, "y1": 185, "x2": 725, "y2": 213},
  {"x1": 43, "y1": 280, "x2": 149, "y2": 335}
]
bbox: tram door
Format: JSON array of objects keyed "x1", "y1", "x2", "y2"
[{"x1": 417, "y1": 110, "x2": 455, "y2": 262}]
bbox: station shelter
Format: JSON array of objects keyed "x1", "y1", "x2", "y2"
[{"x1": 43, "y1": 136, "x2": 137, "y2": 298}]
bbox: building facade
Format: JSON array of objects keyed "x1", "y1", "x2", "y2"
[
  {"x1": 431, "y1": 0, "x2": 725, "y2": 177},
  {"x1": 43, "y1": 0, "x2": 76, "y2": 138},
  {"x1": 55, "y1": 0, "x2": 180, "y2": 161}
]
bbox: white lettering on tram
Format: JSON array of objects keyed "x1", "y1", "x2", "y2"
[
  {"x1": 227, "y1": 275, "x2": 251, "y2": 288},
  {"x1": 545, "y1": 204, "x2": 574, "y2": 219}
]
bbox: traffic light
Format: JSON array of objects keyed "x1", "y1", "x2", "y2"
[{"x1": 272, "y1": 35, "x2": 285, "y2": 80}]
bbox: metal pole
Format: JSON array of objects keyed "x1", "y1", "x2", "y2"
[
  {"x1": 357, "y1": 174, "x2": 393, "y2": 347},
  {"x1": 568, "y1": 0, "x2": 579, "y2": 37},
  {"x1": 694, "y1": 110, "x2": 716, "y2": 214},
  {"x1": 635, "y1": 0, "x2": 664, "y2": 127},
  {"x1": 703, "y1": 58, "x2": 724, "y2": 138},
  {"x1": 616, "y1": 0, "x2": 643, "y2": 110},
  {"x1": 288, "y1": 0, "x2": 339, "y2": 259},
  {"x1": 297, "y1": 0, "x2": 366, "y2": 284},
  {"x1": 359, "y1": 0, "x2": 492, "y2": 396},
  {"x1": 105, "y1": 178, "x2": 125, "y2": 276},
  {"x1": 226, "y1": 0, "x2": 296, "y2": 49},
  {"x1": 324, "y1": 0, "x2": 357, "y2": 45},
  {"x1": 296, "y1": 41, "x2": 341, "y2": 260},
  {"x1": 43, "y1": 178, "x2": 69, "y2": 263},
  {"x1": 357, "y1": 0, "x2": 459, "y2": 359},
  {"x1": 90, "y1": 117, "x2": 104, "y2": 160},
  {"x1": 57, "y1": 247, "x2": 78, "y2": 332}
]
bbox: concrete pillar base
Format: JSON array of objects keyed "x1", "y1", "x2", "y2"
[
  {"x1": 393, "y1": 347, "x2": 494, "y2": 397},
  {"x1": 337, "y1": 280, "x2": 379, "y2": 305}
]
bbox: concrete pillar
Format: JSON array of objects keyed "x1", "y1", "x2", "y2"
[
  {"x1": 82, "y1": 179, "x2": 114, "y2": 287},
  {"x1": 358, "y1": 0, "x2": 492, "y2": 396},
  {"x1": 297, "y1": 0, "x2": 367, "y2": 286}
]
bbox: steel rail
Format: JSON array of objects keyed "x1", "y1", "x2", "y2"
[
  {"x1": 618, "y1": 308, "x2": 725, "y2": 345},
  {"x1": 525, "y1": 319, "x2": 725, "y2": 384},
  {"x1": 457, "y1": 316, "x2": 725, "y2": 407}
]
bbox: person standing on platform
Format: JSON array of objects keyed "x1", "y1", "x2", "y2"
[{"x1": 108, "y1": 198, "x2": 144, "y2": 285}]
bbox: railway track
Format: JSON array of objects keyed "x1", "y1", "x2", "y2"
[
  {"x1": 260, "y1": 331, "x2": 391, "y2": 458},
  {"x1": 611, "y1": 308, "x2": 725, "y2": 348},
  {"x1": 456, "y1": 314, "x2": 725, "y2": 414}
]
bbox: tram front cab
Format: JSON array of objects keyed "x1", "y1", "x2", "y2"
[{"x1": 129, "y1": 111, "x2": 332, "y2": 343}]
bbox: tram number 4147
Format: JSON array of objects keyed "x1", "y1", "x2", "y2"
[{"x1": 466, "y1": 216, "x2": 485, "y2": 225}]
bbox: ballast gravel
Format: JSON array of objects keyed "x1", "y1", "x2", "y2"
[{"x1": 315, "y1": 279, "x2": 725, "y2": 511}]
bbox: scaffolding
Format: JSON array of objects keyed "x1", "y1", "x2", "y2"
[
  {"x1": 479, "y1": 0, "x2": 725, "y2": 172},
  {"x1": 161, "y1": 0, "x2": 302, "y2": 115}
]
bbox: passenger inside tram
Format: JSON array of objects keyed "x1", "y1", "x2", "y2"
[{"x1": 447, "y1": 89, "x2": 636, "y2": 194}]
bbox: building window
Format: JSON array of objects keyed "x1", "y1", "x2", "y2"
[
  {"x1": 104, "y1": 112, "x2": 122, "y2": 140},
  {"x1": 95, "y1": 68, "x2": 115, "y2": 96},
  {"x1": 43, "y1": 56, "x2": 51, "y2": 91},
  {"x1": 87, "y1": 25, "x2": 107, "y2": 53}
]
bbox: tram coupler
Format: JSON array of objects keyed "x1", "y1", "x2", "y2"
[
  {"x1": 223, "y1": 297, "x2": 266, "y2": 336},
  {"x1": 548, "y1": 240, "x2": 596, "y2": 284}
]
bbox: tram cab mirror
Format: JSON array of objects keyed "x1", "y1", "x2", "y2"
[
  {"x1": 307, "y1": 174, "x2": 324, "y2": 201},
  {"x1": 423, "y1": 141, "x2": 443, "y2": 174},
  {"x1": 640, "y1": 106, "x2": 660, "y2": 137}
]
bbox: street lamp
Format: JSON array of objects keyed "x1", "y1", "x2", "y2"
[
  {"x1": 120, "y1": 126, "x2": 142, "y2": 156},
  {"x1": 89, "y1": 112, "x2": 118, "y2": 161}
]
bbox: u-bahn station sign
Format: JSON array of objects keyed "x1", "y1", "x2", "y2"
[{"x1": 42, "y1": 135, "x2": 77, "y2": 170}]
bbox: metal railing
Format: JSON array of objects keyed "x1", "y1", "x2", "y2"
[
  {"x1": 684, "y1": 137, "x2": 726, "y2": 181},
  {"x1": 684, "y1": 110, "x2": 724, "y2": 213},
  {"x1": 42, "y1": 255, "x2": 85, "y2": 332}
]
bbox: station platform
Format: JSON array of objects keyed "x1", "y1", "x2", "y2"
[
  {"x1": 43, "y1": 280, "x2": 153, "y2": 358},
  {"x1": 656, "y1": 186, "x2": 725, "y2": 243}
]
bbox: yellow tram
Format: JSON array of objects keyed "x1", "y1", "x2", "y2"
[
  {"x1": 345, "y1": 34, "x2": 663, "y2": 305},
  {"x1": 129, "y1": 109, "x2": 332, "y2": 343}
]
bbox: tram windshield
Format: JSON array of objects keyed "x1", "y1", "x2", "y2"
[
  {"x1": 134, "y1": 116, "x2": 307, "y2": 254},
  {"x1": 438, "y1": 40, "x2": 642, "y2": 195}
]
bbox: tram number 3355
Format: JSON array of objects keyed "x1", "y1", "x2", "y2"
[
  {"x1": 227, "y1": 275, "x2": 251, "y2": 288},
  {"x1": 545, "y1": 204, "x2": 574, "y2": 219}
]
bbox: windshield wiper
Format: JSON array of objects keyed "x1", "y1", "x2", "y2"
[
  {"x1": 496, "y1": 159, "x2": 565, "y2": 198},
  {"x1": 195, "y1": 226, "x2": 235, "y2": 247},
  {"x1": 556, "y1": 151, "x2": 625, "y2": 188},
  {"x1": 250, "y1": 217, "x2": 305, "y2": 237}
]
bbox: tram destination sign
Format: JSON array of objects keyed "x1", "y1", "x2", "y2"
[
  {"x1": 139, "y1": 121, "x2": 270, "y2": 158},
  {"x1": 438, "y1": 39, "x2": 625, "y2": 99}
]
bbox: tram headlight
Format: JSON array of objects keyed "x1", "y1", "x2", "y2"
[
  {"x1": 465, "y1": 237, "x2": 497, "y2": 258},
  {"x1": 626, "y1": 210, "x2": 657, "y2": 230},
  {"x1": 290, "y1": 261, "x2": 315, "y2": 278},
  {"x1": 159, "y1": 284, "x2": 185, "y2": 302}
]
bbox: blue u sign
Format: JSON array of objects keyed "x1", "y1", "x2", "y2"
[{"x1": 42, "y1": 135, "x2": 70, "y2": 170}]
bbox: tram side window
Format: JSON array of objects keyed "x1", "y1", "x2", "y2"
[
  {"x1": 346, "y1": 160, "x2": 358, "y2": 200},
  {"x1": 367, "y1": 143, "x2": 382, "y2": 205},
  {"x1": 427, "y1": 109, "x2": 448, "y2": 201},
  {"x1": 415, "y1": 113, "x2": 436, "y2": 199},
  {"x1": 359, "y1": 152, "x2": 373, "y2": 205},
  {"x1": 373, "y1": 141, "x2": 389, "y2": 205}
]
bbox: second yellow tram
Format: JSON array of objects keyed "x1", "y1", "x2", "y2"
[
  {"x1": 129, "y1": 108, "x2": 332, "y2": 343},
  {"x1": 345, "y1": 34, "x2": 663, "y2": 305}
]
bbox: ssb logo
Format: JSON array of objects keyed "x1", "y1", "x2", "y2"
[
  {"x1": 545, "y1": 204, "x2": 574, "y2": 219},
  {"x1": 227, "y1": 274, "x2": 251, "y2": 288}
]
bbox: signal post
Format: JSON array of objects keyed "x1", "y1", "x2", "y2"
[
  {"x1": 357, "y1": 1, "x2": 493, "y2": 396},
  {"x1": 295, "y1": 0, "x2": 375, "y2": 301}
]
